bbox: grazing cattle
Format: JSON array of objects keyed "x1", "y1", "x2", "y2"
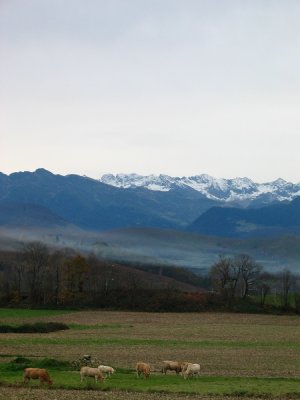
[
  {"x1": 80, "y1": 366, "x2": 104, "y2": 382},
  {"x1": 98, "y1": 365, "x2": 115, "y2": 377},
  {"x1": 161, "y1": 360, "x2": 188, "y2": 375},
  {"x1": 23, "y1": 368, "x2": 52, "y2": 386},
  {"x1": 135, "y1": 362, "x2": 150, "y2": 378},
  {"x1": 182, "y1": 363, "x2": 201, "y2": 379}
]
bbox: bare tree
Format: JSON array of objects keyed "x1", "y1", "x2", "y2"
[
  {"x1": 280, "y1": 268, "x2": 295, "y2": 310},
  {"x1": 13, "y1": 259, "x2": 25, "y2": 301},
  {"x1": 210, "y1": 255, "x2": 240, "y2": 302},
  {"x1": 49, "y1": 250, "x2": 67, "y2": 305},
  {"x1": 22, "y1": 242, "x2": 49, "y2": 303},
  {"x1": 210, "y1": 255, "x2": 231, "y2": 294},
  {"x1": 61, "y1": 254, "x2": 90, "y2": 304},
  {"x1": 233, "y1": 254, "x2": 262, "y2": 299},
  {"x1": 257, "y1": 271, "x2": 275, "y2": 307}
]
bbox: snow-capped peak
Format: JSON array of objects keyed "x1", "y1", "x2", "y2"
[
  {"x1": 100, "y1": 173, "x2": 300, "y2": 203},
  {"x1": 101, "y1": 173, "x2": 173, "y2": 191}
]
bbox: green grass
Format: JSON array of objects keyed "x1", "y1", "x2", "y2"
[
  {"x1": 0, "y1": 308, "x2": 72, "y2": 319},
  {"x1": 1, "y1": 336, "x2": 300, "y2": 350},
  {"x1": 1, "y1": 365, "x2": 300, "y2": 396},
  {"x1": 251, "y1": 293, "x2": 298, "y2": 309}
]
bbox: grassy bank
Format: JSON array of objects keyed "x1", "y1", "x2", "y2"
[{"x1": 1, "y1": 365, "x2": 300, "y2": 397}]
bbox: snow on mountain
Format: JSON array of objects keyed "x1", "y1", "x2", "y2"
[
  {"x1": 101, "y1": 173, "x2": 178, "y2": 192},
  {"x1": 100, "y1": 173, "x2": 300, "y2": 203}
]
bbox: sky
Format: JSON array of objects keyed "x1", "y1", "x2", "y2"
[{"x1": 1, "y1": 0, "x2": 300, "y2": 183}]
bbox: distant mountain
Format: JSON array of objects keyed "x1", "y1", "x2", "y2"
[
  {"x1": 101, "y1": 173, "x2": 300, "y2": 205},
  {"x1": 0, "y1": 168, "x2": 217, "y2": 231},
  {"x1": 2, "y1": 169, "x2": 300, "y2": 274},
  {"x1": 1, "y1": 169, "x2": 300, "y2": 234},
  {"x1": 188, "y1": 196, "x2": 300, "y2": 238}
]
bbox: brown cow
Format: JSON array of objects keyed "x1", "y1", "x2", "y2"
[
  {"x1": 161, "y1": 360, "x2": 188, "y2": 375},
  {"x1": 23, "y1": 368, "x2": 52, "y2": 386},
  {"x1": 135, "y1": 362, "x2": 150, "y2": 378}
]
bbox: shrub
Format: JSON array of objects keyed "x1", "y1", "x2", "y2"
[
  {"x1": 8, "y1": 357, "x2": 72, "y2": 371},
  {"x1": 0, "y1": 322, "x2": 69, "y2": 333},
  {"x1": 7, "y1": 357, "x2": 31, "y2": 371},
  {"x1": 35, "y1": 358, "x2": 72, "y2": 370},
  {"x1": 11, "y1": 356, "x2": 31, "y2": 364}
]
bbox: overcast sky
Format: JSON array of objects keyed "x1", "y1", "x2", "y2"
[{"x1": 1, "y1": 0, "x2": 300, "y2": 182}]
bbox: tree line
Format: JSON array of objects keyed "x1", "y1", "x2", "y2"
[
  {"x1": 210, "y1": 254, "x2": 300, "y2": 312},
  {"x1": 0, "y1": 242, "x2": 299, "y2": 313}
]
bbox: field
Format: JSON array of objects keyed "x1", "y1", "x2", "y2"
[{"x1": 0, "y1": 309, "x2": 300, "y2": 399}]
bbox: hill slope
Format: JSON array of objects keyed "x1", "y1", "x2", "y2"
[
  {"x1": 0, "y1": 202, "x2": 70, "y2": 228},
  {"x1": 188, "y1": 196, "x2": 300, "y2": 238}
]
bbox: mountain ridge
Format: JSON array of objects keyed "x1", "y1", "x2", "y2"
[
  {"x1": 1, "y1": 168, "x2": 300, "y2": 236},
  {"x1": 0, "y1": 169, "x2": 300, "y2": 270},
  {"x1": 0, "y1": 169, "x2": 217, "y2": 231},
  {"x1": 101, "y1": 173, "x2": 300, "y2": 204}
]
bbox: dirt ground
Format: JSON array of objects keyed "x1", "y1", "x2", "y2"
[
  {"x1": 1, "y1": 311, "x2": 300, "y2": 378},
  {"x1": 0, "y1": 387, "x2": 274, "y2": 400}
]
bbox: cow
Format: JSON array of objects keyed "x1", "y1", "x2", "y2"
[
  {"x1": 182, "y1": 363, "x2": 201, "y2": 379},
  {"x1": 23, "y1": 368, "x2": 52, "y2": 386},
  {"x1": 161, "y1": 360, "x2": 188, "y2": 375},
  {"x1": 80, "y1": 366, "x2": 104, "y2": 383},
  {"x1": 135, "y1": 362, "x2": 150, "y2": 378},
  {"x1": 98, "y1": 365, "x2": 115, "y2": 377}
]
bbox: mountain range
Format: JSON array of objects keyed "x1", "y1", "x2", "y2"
[
  {"x1": 1, "y1": 169, "x2": 300, "y2": 272},
  {"x1": 101, "y1": 173, "x2": 300, "y2": 205},
  {"x1": 0, "y1": 168, "x2": 299, "y2": 239},
  {"x1": 0, "y1": 169, "x2": 216, "y2": 230}
]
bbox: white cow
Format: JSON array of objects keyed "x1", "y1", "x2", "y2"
[
  {"x1": 80, "y1": 366, "x2": 104, "y2": 382},
  {"x1": 98, "y1": 365, "x2": 115, "y2": 377},
  {"x1": 182, "y1": 363, "x2": 201, "y2": 379}
]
